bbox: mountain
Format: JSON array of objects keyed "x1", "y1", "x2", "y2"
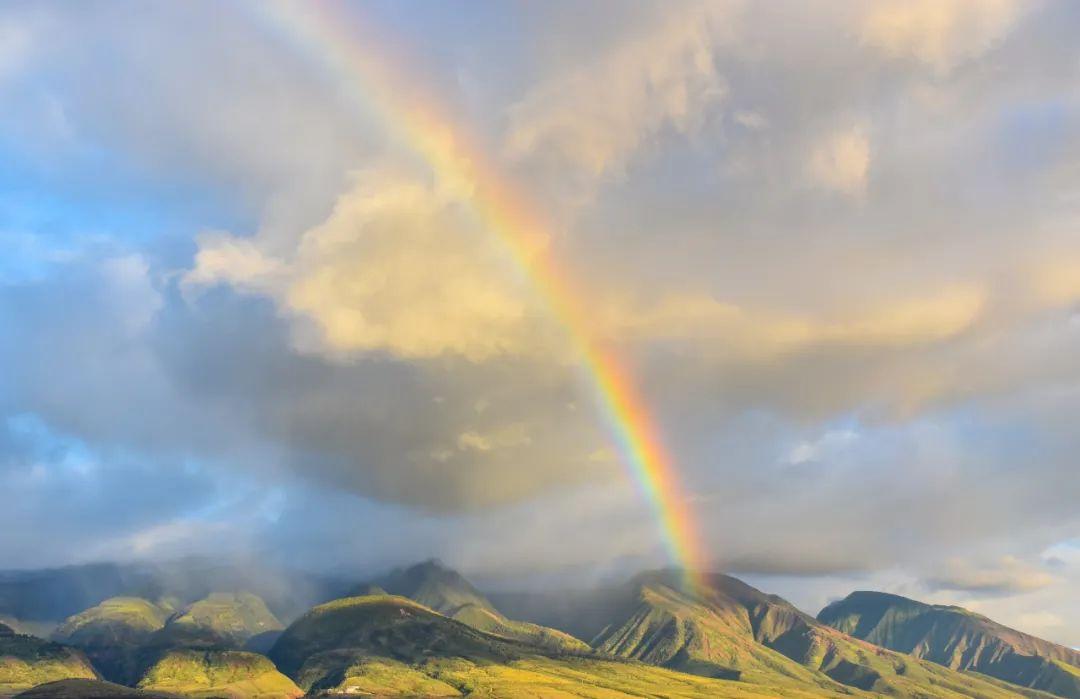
[
  {"x1": 25, "y1": 591, "x2": 295, "y2": 698},
  {"x1": 819, "y1": 591, "x2": 1080, "y2": 697},
  {"x1": 0, "y1": 624, "x2": 99, "y2": 695},
  {"x1": 135, "y1": 649, "x2": 301, "y2": 698},
  {"x1": 550, "y1": 569, "x2": 1044, "y2": 698},
  {"x1": 150, "y1": 592, "x2": 283, "y2": 650},
  {"x1": 12, "y1": 678, "x2": 179, "y2": 698},
  {"x1": 0, "y1": 565, "x2": 150, "y2": 628},
  {"x1": 357, "y1": 560, "x2": 589, "y2": 653},
  {"x1": 0, "y1": 560, "x2": 351, "y2": 633},
  {"x1": 52, "y1": 597, "x2": 170, "y2": 684},
  {"x1": 267, "y1": 593, "x2": 844, "y2": 697},
  {"x1": 8, "y1": 561, "x2": 1079, "y2": 698}
]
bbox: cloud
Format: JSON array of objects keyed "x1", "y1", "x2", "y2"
[
  {"x1": 785, "y1": 429, "x2": 859, "y2": 466},
  {"x1": 0, "y1": 19, "x2": 31, "y2": 83},
  {"x1": 185, "y1": 235, "x2": 284, "y2": 292},
  {"x1": 189, "y1": 169, "x2": 553, "y2": 362},
  {"x1": 926, "y1": 556, "x2": 1060, "y2": 594},
  {"x1": 3, "y1": 0, "x2": 1080, "y2": 646},
  {"x1": 606, "y1": 284, "x2": 985, "y2": 360},
  {"x1": 859, "y1": 0, "x2": 1026, "y2": 73},
  {"x1": 807, "y1": 126, "x2": 871, "y2": 195},
  {"x1": 505, "y1": 2, "x2": 731, "y2": 181}
]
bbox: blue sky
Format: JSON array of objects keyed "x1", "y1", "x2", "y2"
[{"x1": 2, "y1": 0, "x2": 1080, "y2": 645}]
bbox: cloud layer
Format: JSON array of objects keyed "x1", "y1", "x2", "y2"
[{"x1": 2, "y1": 0, "x2": 1080, "y2": 646}]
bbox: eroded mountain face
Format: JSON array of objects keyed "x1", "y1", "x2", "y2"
[{"x1": 819, "y1": 591, "x2": 1080, "y2": 697}]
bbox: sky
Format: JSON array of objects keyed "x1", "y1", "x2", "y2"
[{"x1": 2, "y1": 0, "x2": 1080, "y2": 646}]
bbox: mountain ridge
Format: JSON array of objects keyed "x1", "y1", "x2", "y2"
[
  {"x1": 355, "y1": 560, "x2": 591, "y2": 653},
  {"x1": 818, "y1": 590, "x2": 1080, "y2": 697}
]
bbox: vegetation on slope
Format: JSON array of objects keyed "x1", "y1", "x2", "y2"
[
  {"x1": 154, "y1": 592, "x2": 282, "y2": 649},
  {"x1": 268, "y1": 594, "x2": 528, "y2": 680},
  {"x1": 0, "y1": 625, "x2": 98, "y2": 695},
  {"x1": 51, "y1": 597, "x2": 169, "y2": 684},
  {"x1": 591, "y1": 570, "x2": 1039, "y2": 698},
  {"x1": 269, "y1": 593, "x2": 851, "y2": 698},
  {"x1": 818, "y1": 591, "x2": 1080, "y2": 697},
  {"x1": 12, "y1": 678, "x2": 179, "y2": 698},
  {"x1": 136, "y1": 649, "x2": 301, "y2": 698},
  {"x1": 359, "y1": 561, "x2": 590, "y2": 653}
]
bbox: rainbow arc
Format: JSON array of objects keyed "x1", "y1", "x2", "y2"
[{"x1": 253, "y1": 1, "x2": 710, "y2": 591}]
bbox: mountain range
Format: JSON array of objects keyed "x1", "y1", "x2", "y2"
[{"x1": 0, "y1": 560, "x2": 1074, "y2": 697}]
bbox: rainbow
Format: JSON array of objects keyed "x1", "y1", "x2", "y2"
[{"x1": 250, "y1": 1, "x2": 710, "y2": 591}]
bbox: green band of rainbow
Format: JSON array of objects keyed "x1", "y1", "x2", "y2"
[{"x1": 251, "y1": 1, "x2": 709, "y2": 590}]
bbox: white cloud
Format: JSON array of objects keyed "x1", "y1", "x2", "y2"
[
  {"x1": 928, "y1": 555, "x2": 1060, "y2": 594},
  {"x1": 807, "y1": 126, "x2": 871, "y2": 195},
  {"x1": 188, "y1": 169, "x2": 550, "y2": 362},
  {"x1": 505, "y1": 3, "x2": 732, "y2": 180},
  {"x1": 786, "y1": 429, "x2": 859, "y2": 466},
  {"x1": 859, "y1": 0, "x2": 1026, "y2": 73}
]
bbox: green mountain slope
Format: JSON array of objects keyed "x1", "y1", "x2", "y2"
[
  {"x1": 0, "y1": 625, "x2": 99, "y2": 695},
  {"x1": 359, "y1": 561, "x2": 590, "y2": 653},
  {"x1": 818, "y1": 591, "x2": 1080, "y2": 697},
  {"x1": 93, "y1": 592, "x2": 291, "y2": 697},
  {"x1": 267, "y1": 593, "x2": 848, "y2": 698},
  {"x1": 12, "y1": 678, "x2": 179, "y2": 698},
  {"x1": 136, "y1": 649, "x2": 301, "y2": 698},
  {"x1": 154, "y1": 593, "x2": 282, "y2": 649},
  {"x1": 590, "y1": 570, "x2": 1037, "y2": 698},
  {"x1": 52, "y1": 597, "x2": 169, "y2": 684}
]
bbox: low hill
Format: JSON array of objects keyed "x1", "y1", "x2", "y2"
[
  {"x1": 0, "y1": 564, "x2": 147, "y2": 627},
  {"x1": 267, "y1": 594, "x2": 848, "y2": 697},
  {"x1": 12, "y1": 678, "x2": 178, "y2": 698},
  {"x1": 52, "y1": 597, "x2": 169, "y2": 684},
  {"x1": 135, "y1": 649, "x2": 301, "y2": 698},
  {"x1": 588, "y1": 570, "x2": 1041, "y2": 698},
  {"x1": 818, "y1": 591, "x2": 1080, "y2": 697},
  {"x1": 151, "y1": 592, "x2": 282, "y2": 650},
  {"x1": 268, "y1": 594, "x2": 527, "y2": 681},
  {"x1": 0, "y1": 626, "x2": 99, "y2": 695},
  {"x1": 358, "y1": 561, "x2": 589, "y2": 653}
]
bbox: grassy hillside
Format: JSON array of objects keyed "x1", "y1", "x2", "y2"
[
  {"x1": 12, "y1": 678, "x2": 179, "y2": 698},
  {"x1": 268, "y1": 594, "x2": 849, "y2": 698},
  {"x1": 0, "y1": 626, "x2": 98, "y2": 695},
  {"x1": 135, "y1": 649, "x2": 300, "y2": 698},
  {"x1": 591, "y1": 570, "x2": 1038, "y2": 698},
  {"x1": 818, "y1": 591, "x2": 1080, "y2": 697},
  {"x1": 360, "y1": 561, "x2": 590, "y2": 653},
  {"x1": 156, "y1": 593, "x2": 282, "y2": 649},
  {"x1": 51, "y1": 597, "x2": 169, "y2": 685},
  {"x1": 268, "y1": 595, "x2": 528, "y2": 680}
]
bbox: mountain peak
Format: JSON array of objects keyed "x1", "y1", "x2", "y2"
[
  {"x1": 353, "y1": 562, "x2": 589, "y2": 653},
  {"x1": 359, "y1": 560, "x2": 489, "y2": 616}
]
